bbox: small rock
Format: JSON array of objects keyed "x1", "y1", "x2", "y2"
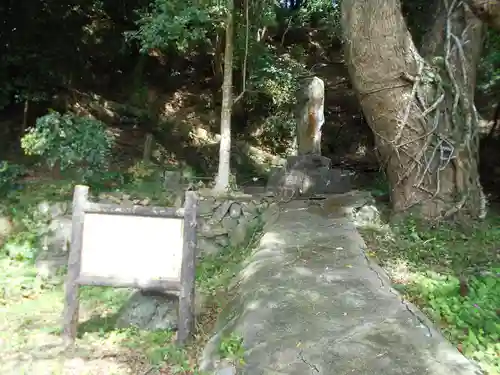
[
  {"x1": 140, "y1": 198, "x2": 151, "y2": 206},
  {"x1": 241, "y1": 201, "x2": 258, "y2": 217},
  {"x1": 229, "y1": 203, "x2": 242, "y2": 218},
  {"x1": 122, "y1": 194, "x2": 131, "y2": 200},
  {"x1": 98, "y1": 192, "x2": 124, "y2": 204},
  {"x1": 37, "y1": 201, "x2": 51, "y2": 215},
  {"x1": 260, "y1": 199, "x2": 270, "y2": 210},
  {"x1": 221, "y1": 217, "x2": 238, "y2": 232},
  {"x1": 116, "y1": 291, "x2": 177, "y2": 331},
  {"x1": 35, "y1": 257, "x2": 67, "y2": 278},
  {"x1": 198, "y1": 200, "x2": 215, "y2": 216},
  {"x1": 214, "y1": 235, "x2": 230, "y2": 247},
  {"x1": 229, "y1": 220, "x2": 250, "y2": 247},
  {"x1": 98, "y1": 192, "x2": 109, "y2": 200},
  {"x1": 197, "y1": 238, "x2": 223, "y2": 257},
  {"x1": 354, "y1": 205, "x2": 380, "y2": 226},
  {"x1": 213, "y1": 201, "x2": 233, "y2": 222},
  {"x1": 41, "y1": 216, "x2": 72, "y2": 254},
  {"x1": 36, "y1": 201, "x2": 68, "y2": 218},
  {"x1": 116, "y1": 290, "x2": 207, "y2": 331},
  {"x1": 200, "y1": 220, "x2": 229, "y2": 237}
]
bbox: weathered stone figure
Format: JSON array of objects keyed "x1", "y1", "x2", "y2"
[
  {"x1": 266, "y1": 75, "x2": 350, "y2": 197},
  {"x1": 296, "y1": 76, "x2": 325, "y2": 155}
]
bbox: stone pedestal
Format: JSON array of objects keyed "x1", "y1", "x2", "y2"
[{"x1": 266, "y1": 154, "x2": 351, "y2": 198}]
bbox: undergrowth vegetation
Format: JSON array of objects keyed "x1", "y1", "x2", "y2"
[{"x1": 361, "y1": 208, "x2": 500, "y2": 374}]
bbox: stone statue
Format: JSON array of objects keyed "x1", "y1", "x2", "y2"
[
  {"x1": 296, "y1": 76, "x2": 325, "y2": 155},
  {"x1": 266, "y1": 75, "x2": 351, "y2": 198}
]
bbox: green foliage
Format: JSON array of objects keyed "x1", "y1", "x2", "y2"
[
  {"x1": 362, "y1": 215, "x2": 500, "y2": 374},
  {"x1": 21, "y1": 111, "x2": 115, "y2": 181},
  {"x1": 126, "y1": 160, "x2": 159, "y2": 184},
  {"x1": 392, "y1": 217, "x2": 498, "y2": 273},
  {"x1": 243, "y1": 46, "x2": 306, "y2": 152},
  {"x1": 0, "y1": 0, "x2": 140, "y2": 110},
  {"x1": 257, "y1": 111, "x2": 296, "y2": 153},
  {"x1": 249, "y1": 50, "x2": 306, "y2": 107},
  {"x1": 369, "y1": 173, "x2": 390, "y2": 198},
  {"x1": 218, "y1": 332, "x2": 245, "y2": 365},
  {"x1": 126, "y1": 0, "x2": 222, "y2": 53},
  {"x1": 296, "y1": 0, "x2": 341, "y2": 37},
  {"x1": 477, "y1": 28, "x2": 500, "y2": 95},
  {"x1": 196, "y1": 215, "x2": 263, "y2": 298},
  {"x1": 0, "y1": 161, "x2": 25, "y2": 197},
  {"x1": 408, "y1": 271, "x2": 499, "y2": 373}
]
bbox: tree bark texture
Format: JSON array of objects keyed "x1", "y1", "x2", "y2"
[
  {"x1": 213, "y1": 0, "x2": 235, "y2": 193},
  {"x1": 341, "y1": 0, "x2": 486, "y2": 219},
  {"x1": 465, "y1": 0, "x2": 500, "y2": 30}
]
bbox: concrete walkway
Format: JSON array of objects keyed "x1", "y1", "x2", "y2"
[{"x1": 201, "y1": 198, "x2": 484, "y2": 375}]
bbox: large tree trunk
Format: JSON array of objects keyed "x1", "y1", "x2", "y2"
[
  {"x1": 465, "y1": 0, "x2": 500, "y2": 30},
  {"x1": 213, "y1": 0, "x2": 235, "y2": 194},
  {"x1": 341, "y1": 0, "x2": 486, "y2": 219}
]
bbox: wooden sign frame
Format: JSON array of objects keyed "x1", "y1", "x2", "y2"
[{"x1": 62, "y1": 185, "x2": 198, "y2": 345}]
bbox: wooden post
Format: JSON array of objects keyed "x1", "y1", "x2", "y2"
[
  {"x1": 62, "y1": 184, "x2": 88, "y2": 344},
  {"x1": 176, "y1": 191, "x2": 198, "y2": 345},
  {"x1": 61, "y1": 185, "x2": 198, "y2": 346}
]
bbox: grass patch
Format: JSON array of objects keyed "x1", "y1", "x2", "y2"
[
  {"x1": 0, "y1": 174, "x2": 264, "y2": 374},
  {"x1": 361, "y1": 211, "x2": 500, "y2": 375}
]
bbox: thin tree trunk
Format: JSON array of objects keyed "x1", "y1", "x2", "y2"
[
  {"x1": 21, "y1": 99, "x2": 29, "y2": 134},
  {"x1": 213, "y1": 0, "x2": 235, "y2": 194},
  {"x1": 341, "y1": 0, "x2": 486, "y2": 219}
]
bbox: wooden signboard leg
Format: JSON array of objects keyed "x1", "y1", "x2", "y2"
[
  {"x1": 62, "y1": 185, "x2": 88, "y2": 344},
  {"x1": 177, "y1": 191, "x2": 198, "y2": 345}
]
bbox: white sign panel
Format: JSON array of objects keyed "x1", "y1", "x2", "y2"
[{"x1": 80, "y1": 213, "x2": 184, "y2": 283}]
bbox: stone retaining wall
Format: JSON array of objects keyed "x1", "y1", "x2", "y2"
[
  {"x1": 33, "y1": 189, "x2": 275, "y2": 277},
  {"x1": 195, "y1": 189, "x2": 273, "y2": 257}
]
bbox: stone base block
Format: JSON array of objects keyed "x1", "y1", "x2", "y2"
[
  {"x1": 285, "y1": 154, "x2": 331, "y2": 171},
  {"x1": 267, "y1": 167, "x2": 351, "y2": 197}
]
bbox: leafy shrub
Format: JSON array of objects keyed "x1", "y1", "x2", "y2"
[
  {"x1": 127, "y1": 160, "x2": 157, "y2": 183},
  {"x1": 257, "y1": 111, "x2": 296, "y2": 154},
  {"x1": 249, "y1": 49, "x2": 306, "y2": 108},
  {"x1": 408, "y1": 271, "x2": 500, "y2": 374},
  {"x1": 126, "y1": 1, "x2": 219, "y2": 53},
  {"x1": 0, "y1": 161, "x2": 25, "y2": 197},
  {"x1": 21, "y1": 111, "x2": 114, "y2": 181}
]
